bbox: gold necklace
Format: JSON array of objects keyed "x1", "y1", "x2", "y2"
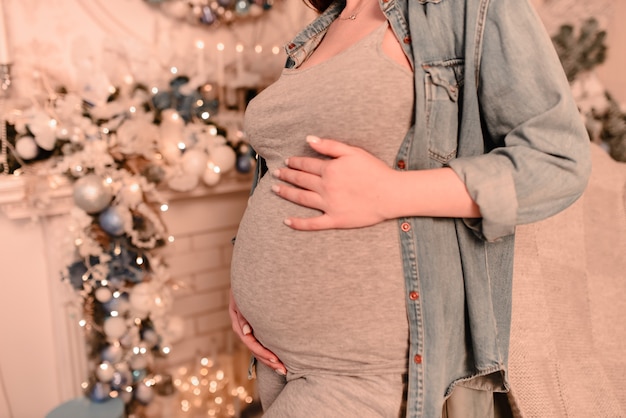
[{"x1": 338, "y1": 0, "x2": 368, "y2": 20}]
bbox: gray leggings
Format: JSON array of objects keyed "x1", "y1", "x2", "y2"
[
  {"x1": 256, "y1": 362, "x2": 513, "y2": 418},
  {"x1": 256, "y1": 362, "x2": 406, "y2": 417}
]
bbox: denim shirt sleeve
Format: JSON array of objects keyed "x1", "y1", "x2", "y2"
[{"x1": 447, "y1": 0, "x2": 591, "y2": 242}]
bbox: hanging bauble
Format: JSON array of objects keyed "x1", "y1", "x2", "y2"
[
  {"x1": 132, "y1": 368, "x2": 148, "y2": 383},
  {"x1": 202, "y1": 163, "x2": 221, "y2": 186},
  {"x1": 209, "y1": 144, "x2": 236, "y2": 173},
  {"x1": 162, "y1": 1, "x2": 189, "y2": 19},
  {"x1": 110, "y1": 368, "x2": 132, "y2": 390},
  {"x1": 96, "y1": 361, "x2": 116, "y2": 382},
  {"x1": 15, "y1": 136, "x2": 39, "y2": 160},
  {"x1": 99, "y1": 206, "x2": 126, "y2": 236},
  {"x1": 103, "y1": 316, "x2": 128, "y2": 339},
  {"x1": 236, "y1": 153, "x2": 253, "y2": 173},
  {"x1": 88, "y1": 382, "x2": 111, "y2": 403},
  {"x1": 181, "y1": 149, "x2": 209, "y2": 177},
  {"x1": 119, "y1": 183, "x2": 144, "y2": 208},
  {"x1": 95, "y1": 286, "x2": 113, "y2": 304},
  {"x1": 152, "y1": 91, "x2": 172, "y2": 111},
  {"x1": 73, "y1": 174, "x2": 113, "y2": 214},
  {"x1": 135, "y1": 381, "x2": 155, "y2": 404},
  {"x1": 248, "y1": 3, "x2": 263, "y2": 16},
  {"x1": 200, "y1": 6, "x2": 217, "y2": 25},
  {"x1": 164, "y1": 315, "x2": 185, "y2": 344},
  {"x1": 27, "y1": 113, "x2": 57, "y2": 151},
  {"x1": 105, "y1": 292, "x2": 131, "y2": 315},
  {"x1": 69, "y1": 127, "x2": 86, "y2": 144},
  {"x1": 67, "y1": 261, "x2": 88, "y2": 290},
  {"x1": 167, "y1": 172, "x2": 200, "y2": 192},
  {"x1": 101, "y1": 343, "x2": 124, "y2": 363},
  {"x1": 120, "y1": 386, "x2": 133, "y2": 404},
  {"x1": 129, "y1": 353, "x2": 149, "y2": 371},
  {"x1": 56, "y1": 126, "x2": 70, "y2": 140},
  {"x1": 129, "y1": 282, "x2": 154, "y2": 314},
  {"x1": 235, "y1": 0, "x2": 250, "y2": 15},
  {"x1": 141, "y1": 328, "x2": 160, "y2": 348}
]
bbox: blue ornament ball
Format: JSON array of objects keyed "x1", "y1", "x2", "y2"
[
  {"x1": 236, "y1": 154, "x2": 253, "y2": 173},
  {"x1": 88, "y1": 382, "x2": 111, "y2": 403},
  {"x1": 101, "y1": 344, "x2": 124, "y2": 363},
  {"x1": 99, "y1": 206, "x2": 125, "y2": 236}
]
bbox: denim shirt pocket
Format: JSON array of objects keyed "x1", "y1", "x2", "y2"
[{"x1": 422, "y1": 59, "x2": 464, "y2": 165}]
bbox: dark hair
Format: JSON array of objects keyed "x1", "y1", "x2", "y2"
[{"x1": 305, "y1": 0, "x2": 335, "y2": 14}]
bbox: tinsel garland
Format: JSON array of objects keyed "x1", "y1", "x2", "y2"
[
  {"x1": 144, "y1": 0, "x2": 279, "y2": 27},
  {"x1": 0, "y1": 69, "x2": 255, "y2": 416}
]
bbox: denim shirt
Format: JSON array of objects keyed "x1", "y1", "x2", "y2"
[{"x1": 248, "y1": 0, "x2": 591, "y2": 416}]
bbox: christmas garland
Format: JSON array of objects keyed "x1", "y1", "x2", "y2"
[
  {"x1": 553, "y1": 18, "x2": 626, "y2": 162},
  {"x1": 0, "y1": 72, "x2": 255, "y2": 415},
  {"x1": 144, "y1": 0, "x2": 279, "y2": 27}
]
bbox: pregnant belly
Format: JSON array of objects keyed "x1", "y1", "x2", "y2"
[{"x1": 230, "y1": 183, "x2": 409, "y2": 375}]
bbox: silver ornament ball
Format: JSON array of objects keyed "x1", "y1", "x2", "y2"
[{"x1": 73, "y1": 174, "x2": 113, "y2": 214}]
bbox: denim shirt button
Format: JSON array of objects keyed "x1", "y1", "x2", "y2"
[
  {"x1": 413, "y1": 354, "x2": 422, "y2": 364},
  {"x1": 396, "y1": 159, "x2": 406, "y2": 169},
  {"x1": 403, "y1": 36, "x2": 411, "y2": 44},
  {"x1": 288, "y1": 43, "x2": 296, "y2": 49},
  {"x1": 401, "y1": 222, "x2": 411, "y2": 232},
  {"x1": 409, "y1": 291, "x2": 419, "y2": 300}
]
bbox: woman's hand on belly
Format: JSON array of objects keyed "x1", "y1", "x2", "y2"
[
  {"x1": 229, "y1": 290, "x2": 287, "y2": 375},
  {"x1": 271, "y1": 135, "x2": 396, "y2": 231}
]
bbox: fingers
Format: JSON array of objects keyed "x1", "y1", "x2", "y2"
[
  {"x1": 272, "y1": 183, "x2": 324, "y2": 211},
  {"x1": 228, "y1": 290, "x2": 287, "y2": 374},
  {"x1": 242, "y1": 336, "x2": 286, "y2": 374},
  {"x1": 284, "y1": 214, "x2": 335, "y2": 231},
  {"x1": 305, "y1": 135, "x2": 354, "y2": 158},
  {"x1": 273, "y1": 166, "x2": 322, "y2": 192}
]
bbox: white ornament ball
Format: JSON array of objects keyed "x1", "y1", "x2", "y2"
[
  {"x1": 162, "y1": 1, "x2": 189, "y2": 19},
  {"x1": 160, "y1": 139, "x2": 182, "y2": 163},
  {"x1": 15, "y1": 136, "x2": 39, "y2": 160},
  {"x1": 129, "y1": 353, "x2": 149, "y2": 371},
  {"x1": 167, "y1": 173, "x2": 199, "y2": 192},
  {"x1": 73, "y1": 174, "x2": 113, "y2": 214},
  {"x1": 202, "y1": 165, "x2": 221, "y2": 186},
  {"x1": 209, "y1": 145, "x2": 236, "y2": 173},
  {"x1": 134, "y1": 381, "x2": 155, "y2": 404},
  {"x1": 119, "y1": 183, "x2": 143, "y2": 207},
  {"x1": 142, "y1": 329, "x2": 159, "y2": 348},
  {"x1": 103, "y1": 316, "x2": 127, "y2": 339},
  {"x1": 95, "y1": 287, "x2": 113, "y2": 303},
  {"x1": 165, "y1": 315, "x2": 185, "y2": 344},
  {"x1": 96, "y1": 361, "x2": 116, "y2": 382},
  {"x1": 34, "y1": 126, "x2": 57, "y2": 151},
  {"x1": 182, "y1": 149, "x2": 209, "y2": 177},
  {"x1": 129, "y1": 283, "x2": 154, "y2": 314}
]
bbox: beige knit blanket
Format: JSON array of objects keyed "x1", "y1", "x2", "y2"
[{"x1": 508, "y1": 143, "x2": 626, "y2": 417}]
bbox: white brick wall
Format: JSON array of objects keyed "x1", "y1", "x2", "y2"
[{"x1": 156, "y1": 179, "x2": 251, "y2": 368}]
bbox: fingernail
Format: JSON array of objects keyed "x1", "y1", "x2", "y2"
[
  {"x1": 269, "y1": 358, "x2": 277, "y2": 363},
  {"x1": 275, "y1": 369, "x2": 287, "y2": 376},
  {"x1": 284, "y1": 158, "x2": 290, "y2": 166},
  {"x1": 242, "y1": 324, "x2": 251, "y2": 335},
  {"x1": 283, "y1": 218, "x2": 292, "y2": 226},
  {"x1": 272, "y1": 169, "x2": 280, "y2": 178},
  {"x1": 271, "y1": 184, "x2": 280, "y2": 193},
  {"x1": 306, "y1": 135, "x2": 320, "y2": 144}
]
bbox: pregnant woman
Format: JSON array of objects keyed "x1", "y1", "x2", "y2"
[{"x1": 229, "y1": 0, "x2": 591, "y2": 416}]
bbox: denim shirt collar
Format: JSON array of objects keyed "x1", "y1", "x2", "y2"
[{"x1": 283, "y1": 1, "x2": 345, "y2": 68}]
